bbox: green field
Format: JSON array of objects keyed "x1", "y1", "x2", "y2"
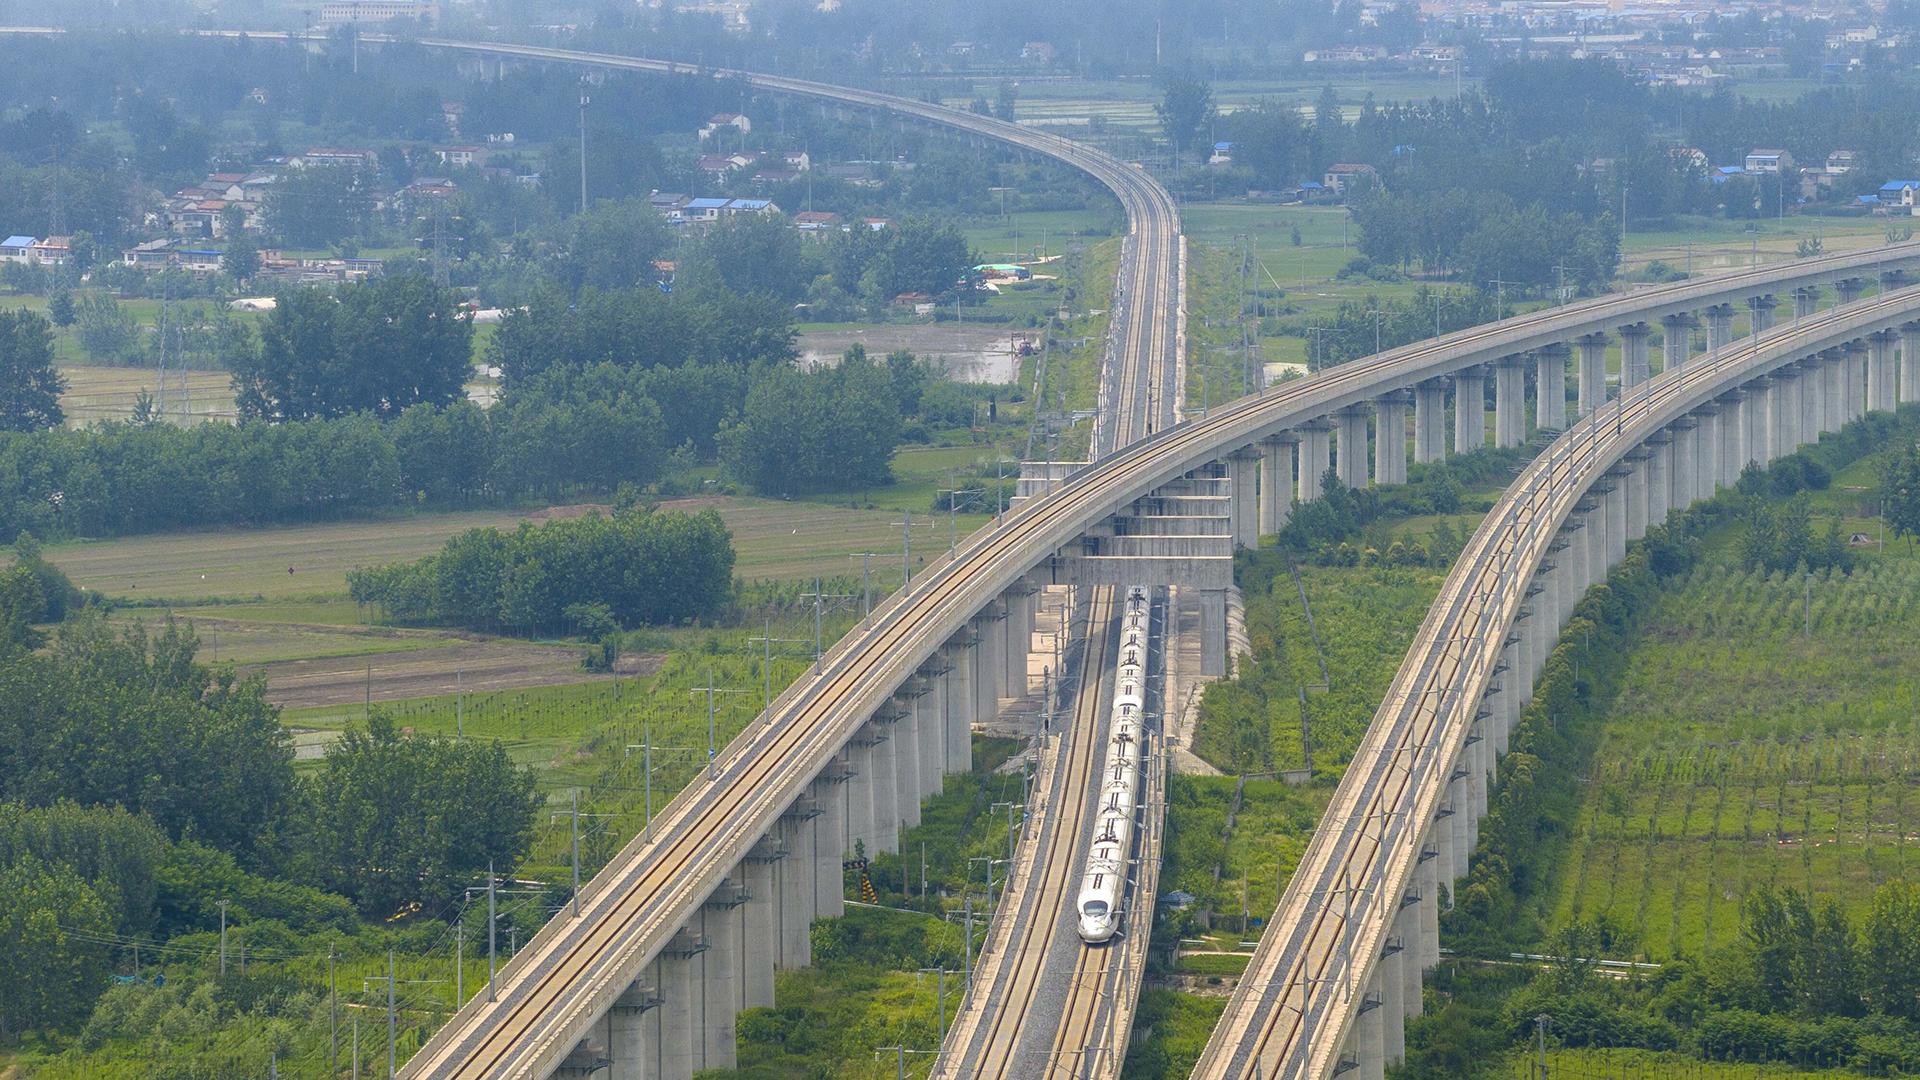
[{"x1": 1511, "y1": 1047, "x2": 1850, "y2": 1079}]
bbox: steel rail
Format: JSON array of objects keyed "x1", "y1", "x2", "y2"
[
  {"x1": 1194, "y1": 286, "x2": 1920, "y2": 1080},
  {"x1": 385, "y1": 38, "x2": 1920, "y2": 1080}
]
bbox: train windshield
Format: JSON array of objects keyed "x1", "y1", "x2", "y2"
[{"x1": 1082, "y1": 900, "x2": 1109, "y2": 917}]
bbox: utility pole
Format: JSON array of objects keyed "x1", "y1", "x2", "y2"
[
  {"x1": 578, "y1": 80, "x2": 591, "y2": 214},
  {"x1": 991, "y1": 801, "x2": 1025, "y2": 862},
  {"x1": 329, "y1": 945, "x2": 338, "y2": 1071},
  {"x1": 938, "y1": 486, "x2": 984, "y2": 553},
  {"x1": 218, "y1": 899, "x2": 229, "y2": 976},
  {"x1": 455, "y1": 919, "x2": 463, "y2": 1004},
  {"x1": 848, "y1": 552, "x2": 885, "y2": 616},
  {"x1": 894, "y1": 510, "x2": 914, "y2": 586},
  {"x1": 689, "y1": 669, "x2": 748, "y2": 778},
  {"x1": 748, "y1": 619, "x2": 805, "y2": 710},
  {"x1": 387, "y1": 949, "x2": 396, "y2": 1079},
  {"x1": 1533, "y1": 1013, "x2": 1551, "y2": 1079},
  {"x1": 799, "y1": 580, "x2": 852, "y2": 674},
  {"x1": 558, "y1": 789, "x2": 582, "y2": 915},
  {"x1": 487, "y1": 859, "x2": 497, "y2": 1002},
  {"x1": 918, "y1": 966, "x2": 959, "y2": 1032}
]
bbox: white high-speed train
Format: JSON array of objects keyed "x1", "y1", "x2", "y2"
[{"x1": 1076, "y1": 586, "x2": 1151, "y2": 944}]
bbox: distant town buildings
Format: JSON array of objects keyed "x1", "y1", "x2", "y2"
[{"x1": 317, "y1": 1, "x2": 439, "y2": 27}]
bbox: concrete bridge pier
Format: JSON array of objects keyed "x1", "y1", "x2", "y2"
[
  {"x1": 1749, "y1": 294, "x2": 1777, "y2": 334},
  {"x1": 1795, "y1": 286, "x2": 1820, "y2": 319},
  {"x1": 976, "y1": 604, "x2": 1007, "y2": 720},
  {"x1": 1357, "y1": 978, "x2": 1386, "y2": 1080},
  {"x1": 1664, "y1": 422, "x2": 1693, "y2": 511},
  {"x1": 1575, "y1": 334, "x2": 1608, "y2": 417},
  {"x1": 1417, "y1": 838, "x2": 1442, "y2": 967},
  {"x1": 1797, "y1": 358, "x2": 1822, "y2": 449},
  {"x1": 844, "y1": 728, "x2": 879, "y2": 857},
  {"x1": 776, "y1": 801, "x2": 820, "y2": 969},
  {"x1": 1379, "y1": 934, "x2": 1406, "y2": 1065},
  {"x1": 741, "y1": 842, "x2": 782, "y2": 1009},
  {"x1": 1900, "y1": 324, "x2": 1920, "y2": 404},
  {"x1": 910, "y1": 673, "x2": 943, "y2": 809},
  {"x1": 1576, "y1": 496, "x2": 1606, "y2": 587},
  {"x1": 657, "y1": 930, "x2": 706, "y2": 1080},
  {"x1": 1374, "y1": 392, "x2": 1410, "y2": 485},
  {"x1": 944, "y1": 635, "x2": 976, "y2": 773},
  {"x1": 1766, "y1": 373, "x2": 1793, "y2": 462},
  {"x1": 1004, "y1": 576, "x2": 1039, "y2": 697},
  {"x1": 1446, "y1": 765, "x2": 1471, "y2": 884},
  {"x1": 1605, "y1": 466, "x2": 1630, "y2": 568},
  {"x1": 1453, "y1": 366, "x2": 1487, "y2": 452},
  {"x1": 1692, "y1": 408, "x2": 1720, "y2": 507},
  {"x1": 1199, "y1": 587, "x2": 1229, "y2": 677},
  {"x1": 1413, "y1": 379, "x2": 1448, "y2": 462},
  {"x1": 1297, "y1": 420, "x2": 1332, "y2": 502},
  {"x1": 1619, "y1": 323, "x2": 1652, "y2": 388},
  {"x1": 1869, "y1": 331, "x2": 1898, "y2": 413},
  {"x1": 811, "y1": 769, "x2": 848, "y2": 918},
  {"x1": 1398, "y1": 891, "x2": 1427, "y2": 1015},
  {"x1": 1846, "y1": 340, "x2": 1870, "y2": 422},
  {"x1": 1719, "y1": 394, "x2": 1746, "y2": 490},
  {"x1": 866, "y1": 717, "x2": 900, "y2": 854},
  {"x1": 606, "y1": 972, "x2": 661, "y2": 1080},
  {"x1": 1535, "y1": 345, "x2": 1569, "y2": 430},
  {"x1": 1228, "y1": 446, "x2": 1261, "y2": 547},
  {"x1": 1260, "y1": 435, "x2": 1295, "y2": 534},
  {"x1": 1623, "y1": 450, "x2": 1649, "y2": 542},
  {"x1": 697, "y1": 881, "x2": 747, "y2": 1071},
  {"x1": 1662, "y1": 313, "x2": 1695, "y2": 373},
  {"x1": 1705, "y1": 305, "x2": 1736, "y2": 352},
  {"x1": 1821, "y1": 349, "x2": 1845, "y2": 437},
  {"x1": 1838, "y1": 277, "x2": 1868, "y2": 306},
  {"x1": 1335, "y1": 407, "x2": 1371, "y2": 489},
  {"x1": 1493, "y1": 356, "x2": 1528, "y2": 447},
  {"x1": 892, "y1": 686, "x2": 923, "y2": 830}
]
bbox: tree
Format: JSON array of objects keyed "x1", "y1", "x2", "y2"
[
  {"x1": 0, "y1": 309, "x2": 64, "y2": 431},
  {"x1": 558, "y1": 198, "x2": 672, "y2": 292},
  {"x1": 1863, "y1": 882, "x2": 1920, "y2": 1020},
  {"x1": 73, "y1": 291, "x2": 139, "y2": 363},
  {"x1": 720, "y1": 346, "x2": 902, "y2": 495},
  {"x1": 0, "y1": 856, "x2": 114, "y2": 1037},
  {"x1": 301, "y1": 712, "x2": 540, "y2": 915},
  {"x1": 1156, "y1": 75, "x2": 1216, "y2": 158},
  {"x1": 234, "y1": 275, "x2": 473, "y2": 421},
  {"x1": 46, "y1": 290, "x2": 74, "y2": 329},
  {"x1": 265, "y1": 165, "x2": 366, "y2": 249},
  {"x1": 993, "y1": 81, "x2": 1018, "y2": 122},
  {"x1": 221, "y1": 234, "x2": 262, "y2": 283},
  {"x1": 1882, "y1": 439, "x2": 1920, "y2": 540}
]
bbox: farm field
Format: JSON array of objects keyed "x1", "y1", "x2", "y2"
[{"x1": 45, "y1": 493, "x2": 986, "y2": 602}]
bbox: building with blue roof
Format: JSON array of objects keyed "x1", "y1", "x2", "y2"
[
  {"x1": 0, "y1": 235, "x2": 34, "y2": 263},
  {"x1": 1880, "y1": 180, "x2": 1920, "y2": 211}
]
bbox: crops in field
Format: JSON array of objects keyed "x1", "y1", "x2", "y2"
[{"x1": 1545, "y1": 556, "x2": 1920, "y2": 962}]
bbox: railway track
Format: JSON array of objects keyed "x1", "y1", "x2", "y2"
[{"x1": 368, "y1": 37, "x2": 1920, "y2": 1080}]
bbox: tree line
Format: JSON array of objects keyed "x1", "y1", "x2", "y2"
[{"x1": 347, "y1": 505, "x2": 735, "y2": 635}]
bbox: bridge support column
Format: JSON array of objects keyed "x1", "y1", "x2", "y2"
[
  {"x1": 742, "y1": 845, "x2": 781, "y2": 1009},
  {"x1": 1400, "y1": 891, "x2": 1428, "y2": 1011},
  {"x1": 1380, "y1": 937, "x2": 1406, "y2": 1064},
  {"x1": 1705, "y1": 305, "x2": 1735, "y2": 352},
  {"x1": 1661, "y1": 313, "x2": 1694, "y2": 373},
  {"x1": 658, "y1": 935, "x2": 702, "y2": 1080},
  {"x1": 1749, "y1": 294, "x2": 1776, "y2": 334},
  {"x1": 867, "y1": 718, "x2": 899, "y2": 855},
  {"x1": 1663, "y1": 422, "x2": 1691, "y2": 510},
  {"x1": 1870, "y1": 331, "x2": 1898, "y2": 413},
  {"x1": 1358, "y1": 978, "x2": 1386, "y2": 1080},
  {"x1": 1447, "y1": 768, "x2": 1471, "y2": 885},
  {"x1": 892, "y1": 688, "x2": 922, "y2": 830},
  {"x1": 1534, "y1": 345, "x2": 1569, "y2": 430},
  {"x1": 980, "y1": 604, "x2": 1009, "y2": 714},
  {"x1": 1199, "y1": 586, "x2": 1228, "y2": 678},
  {"x1": 1646, "y1": 434, "x2": 1671, "y2": 528},
  {"x1": 1901, "y1": 325, "x2": 1920, "y2": 405},
  {"x1": 1822, "y1": 349, "x2": 1845, "y2": 439},
  {"x1": 1838, "y1": 278, "x2": 1867, "y2": 306},
  {"x1": 1227, "y1": 446, "x2": 1261, "y2": 547},
  {"x1": 941, "y1": 638, "x2": 973, "y2": 775},
  {"x1": 1693, "y1": 408, "x2": 1720, "y2": 504},
  {"x1": 1335, "y1": 406, "x2": 1371, "y2": 488},
  {"x1": 844, "y1": 734, "x2": 876, "y2": 859},
  {"x1": 1416, "y1": 843, "x2": 1441, "y2": 971},
  {"x1": 608, "y1": 974, "x2": 660, "y2": 1080},
  {"x1": 1493, "y1": 356, "x2": 1528, "y2": 447},
  {"x1": 1575, "y1": 334, "x2": 1608, "y2": 417},
  {"x1": 1720, "y1": 395, "x2": 1745, "y2": 491},
  {"x1": 1297, "y1": 420, "x2": 1332, "y2": 502},
  {"x1": 1579, "y1": 498, "x2": 1606, "y2": 587},
  {"x1": 1004, "y1": 579, "x2": 1037, "y2": 700},
  {"x1": 1847, "y1": 340, "x2": 1870, "y2": 422},
  {"x1": 776, "y1": 805, "x2": 819, "y2": 969},
  {"x1": 811, "y1": 773, "x2": 847, "y2": 918},
  {"x1": 1623, "y1": 453, "x2": 1648, "y2": 542},
  {"x1": 1795, "y1": 286, "x2": 1820, "y2": 319},
  {"x1": 1260, "y1": 435, "x2": 1294, "y2": 534},
  {"x1": 1764, "y1": 374, "x2": 1790, "y2": 462},
  {"x1": 1453, "y1": 366, "x2": 1486, "y2": 452},
  {"x1": 912, "y1": 671, "x2": 943, "y2": 806},
  {"x1": 1619, "y1": 323, "x2": 1651, "y2": 388},
  {"x1": 1374, "y1": 391, "x2": 1410, "y2": 485},
  {"x1": 1796, "y1": 359, "x2": 1819, "y2": 446},
  {"x1": 1413, "y1": 379, "x2": 1447, "y2": 463},
  {"x1": 698, "y1": 884, "x2": 746, "y2": 1072}
]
